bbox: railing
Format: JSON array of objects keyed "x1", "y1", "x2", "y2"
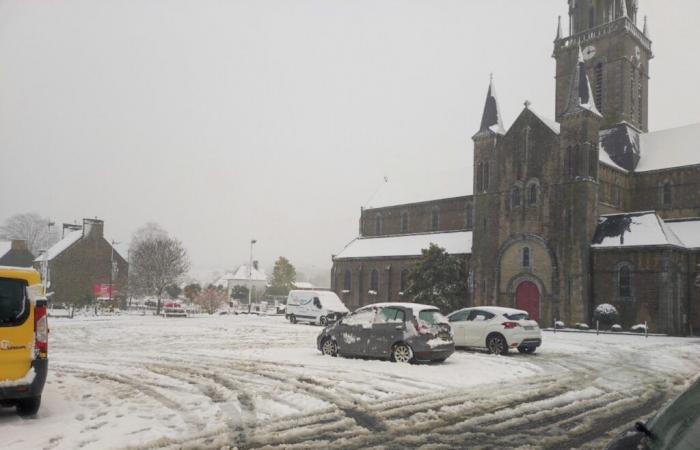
[{"x1": 555, "y1": 17, "x2": 652, "y2": 54}]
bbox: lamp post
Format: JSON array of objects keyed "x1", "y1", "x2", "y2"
[
  {"x1": 248, "y1": 239, "x2": 257, "y2": 313},
  {"x1": 110, "y1": 240, "x2": 120, "y2": 306}
]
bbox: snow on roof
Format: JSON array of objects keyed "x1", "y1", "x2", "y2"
[
  {"x1": 365, "y1": 166, "x2": 471, "y2": 209},
  {"x1": 667, "y1": 220, "x2": 700, "y2": 249},
  {"x1": 231, "y1": 265, "x2": 268, "y2": 282},
  {"x1": 334, "y1": 231, "x2": 472, "y2": 260},
  {"x1": 34, "y1": 229, "x2": 83, "y2": 262},
  {"x1": 526, "y1": 106, "x2": 560, "y2": 135},
  {"x1": 636, "y1": 123, "x2": 700, "y2": 172},
  {"x1": 592, "y1": 212, "x2": 685, "y2": 249},
  {"x1": 357, "y1": 302, "x2": 440, "y2": 314},
  {"x1": 0, "y1": 241, "x2": 11, "y2": 258},
  {"x1": 598, "y1": 149, "x2": 628, "y2": 173},
  {"x1": 293, "y1": 281, "x2": 314, "y2": 289}
]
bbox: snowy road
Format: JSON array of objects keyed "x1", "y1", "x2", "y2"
[{"x1": 1, "y1": 315, "x2": 699, "y2": 450}]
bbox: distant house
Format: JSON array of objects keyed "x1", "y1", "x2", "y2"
[
  {"x1": 34, "y1": 219, "x2": 128, "y2": 305},
  {"x1": 0, "y1": 240, "x2": 35, "y2": 268},
  {"x1": 218, "y1": 262, "x2": 268, "y2": 301}
]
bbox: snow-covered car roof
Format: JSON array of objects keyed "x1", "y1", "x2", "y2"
[
  {"x1": 449, "y1": 306, "x2": 529, "y2": 316},
  {"x1": 356, "y1": 302, "x2": 441, "y2": 315}
]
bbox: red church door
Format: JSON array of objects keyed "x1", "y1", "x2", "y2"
[{"x1": 516, "y1": 281, "x2": 540, "y2": 322}]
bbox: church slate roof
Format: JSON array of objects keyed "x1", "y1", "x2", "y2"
[
  {"x1": 564, "y1": 47, "x2": 602, "y2": 118},
  {"x1": 334, "y1": 231, "x2": 472, "y2": 260},
  {"x1": 592, "y1": 212, "x2": 686, "y2": 249},
  {"x1": 478, "y1": 77, "x2": 505, "y2": 135}
]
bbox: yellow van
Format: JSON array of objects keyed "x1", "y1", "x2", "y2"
[{"x1": 0, "y1": 266, "x2": 48, "y2": 416}]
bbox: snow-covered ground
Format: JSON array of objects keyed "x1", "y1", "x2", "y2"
[{"x1": 1, "y1": 315, "x2": 699, "y2": 450}]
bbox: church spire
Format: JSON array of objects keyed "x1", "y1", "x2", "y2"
[
  {"x1": 556, "y1": 16, "x2": 563, "y2": 40},
  {"x1": 643, "y1": 15, "x2": 650, "y2": 37},
  {"x1": 478, "y1": 74, "x2": 505, "y2": 135},
  {"x1": 565, "y1": 47, "x2": 602, "y2": 118}
]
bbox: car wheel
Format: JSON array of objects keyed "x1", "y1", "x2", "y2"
[
  {"x1": 16, "y1": 396, "x2": 41, "y2": 417},
  {"x1": 391, "y1": 343, "x2": 414, "y2": 363},
  {"x1": 486, "y1": 334, "x2": 509, "y2": 356},
  {"x1": 321, "y1": 338, "x2": 337, "y2": 357},
  {"x1": 517, "y1": 346, "x2": 536, "y2": 354},
  {"x1": 320, "y1": 316, "x2": 327, "y2": 326},
  {"x1": 289, "y1": 315, "x2": 297, "y2": 324}
]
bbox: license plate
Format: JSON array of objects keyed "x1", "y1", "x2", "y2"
[
  {"x1": 438, "y1": 332, "x2": 451, "y2": 341},
  {"x1": 524, "y1": 326, "x2": 534, "y2": 330}
]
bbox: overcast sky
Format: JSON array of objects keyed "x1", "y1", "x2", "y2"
[{"x1": 1, "y1": 0, "x2": 699, "y2": 282}]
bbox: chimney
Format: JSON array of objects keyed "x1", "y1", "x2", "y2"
[
  {"x1": 11, "y1": 240, "x2": 28, "y2": 251},
  {"x1": 83, "y1": 218, "x2": 104, "y2": 238}
]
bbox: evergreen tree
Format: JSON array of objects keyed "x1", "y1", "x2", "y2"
[
  {"x1": 231, "y1": 285, "x2": 249, "y2": 300},
  {"x1": 165, "y1": 284, "x2": 182, "y2": 299},
  {"x1": 404, "y1": 244, "x2": 469, "y2": 312},
  {"x1": 183, "y1": 283, "x2": 202, "y2": 302},
  {"x1": 268, "y1": 256, "x2": 297, "y2": 295}
]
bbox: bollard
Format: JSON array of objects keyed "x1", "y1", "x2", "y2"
[
  {"x1": 596, "y1": 320, "x2": 600, "y2": 335},
  {"x1": 553, "y1": 318, "x2": 557, "y2": 334},
  {"x1": 645, "y1": 321, "x2": 648, "y2": 339}
]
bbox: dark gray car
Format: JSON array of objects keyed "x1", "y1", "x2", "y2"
[{"x1": 316, "y1": 302, "x2": 455, "y2": 363}]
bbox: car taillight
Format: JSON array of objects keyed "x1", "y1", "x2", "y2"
[
  {"x1": 35, "y1": 302, "x2": 48, "y2": 355},
  {"x1": 502, "y1": 322, "x2": 520, "y2": 329}
]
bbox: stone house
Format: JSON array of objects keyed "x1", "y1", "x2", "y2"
[
  {"x1": 34, "y1": 219, "x2": 128, "y2": 305},
  {"x1": 0, "y1": 240, "x2": 35, "y2": 267}
]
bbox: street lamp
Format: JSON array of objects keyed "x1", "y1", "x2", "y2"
[{"x1": 248, "y1": 239, "x2": 257, "y2": 313}]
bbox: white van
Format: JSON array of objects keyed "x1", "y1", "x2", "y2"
[{"x1": 285, "y1": 290, "x2": 349, "y2": 326}]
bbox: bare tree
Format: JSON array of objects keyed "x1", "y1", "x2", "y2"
[
  {"x1": 0, "y1": 212, "x2": 58, "y2": 255},
  {"x1": 195, "y1": 287, "x2": 228, "y2": 314},
  {"x1": 129, "y1": 225, "x2": 190, "y2": 315}
]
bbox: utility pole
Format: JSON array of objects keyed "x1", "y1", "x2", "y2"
[
  {"x1": 248, "y1": 239, "x2": 257, "y2": 313},
  {"x1": 110, "y1": 240, "x2": 120, "y2": 308}
]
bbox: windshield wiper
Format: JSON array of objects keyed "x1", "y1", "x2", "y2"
[{"x1": 635, "y1": 422, "x2": 656, "y2": 440}]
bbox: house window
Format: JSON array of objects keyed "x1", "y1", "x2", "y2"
[
  {"x1": 400, "y1": 269, "x2": 409, "y2": 293},
  {"x1": 619, "y1": 265, "x2": 631, "y2": 298},
  {"x1": 343, "y1": 270, "x2": 351, "y2": 291},
  {"x1": 400, "y1": 211, "x2": 409, "y2": 233},
  {"x1": 511, "y1": 186, "x2": 521, "y2": 208},
  {"x1": 375, "y1": 214, "x2": 382, "y2": 235},
  {"x1": 465, "y1": 203, "x2": 473, "y2": 228},
  {"x1": 431, "y1": 207, "x2": 440, "y2": 231},
  {"x1": 370, "y1": 269, "x2": 379, "y2": 292},
  {"x1": 522, "y1": 247, "x2": 531, "y2": 268},
  {"x1": 662, "y1": 181, "x2": 672, "y2": 207},
  {"x1": 528, "y1": 183, "x2": 538, "y2": 205}
]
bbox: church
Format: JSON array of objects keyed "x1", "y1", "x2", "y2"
[{"x1": 331, "y1": 0, "x2": 700, "y2": 336}]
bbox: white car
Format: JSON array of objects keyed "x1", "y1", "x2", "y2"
[{"x1": 447, "y1": 307, "x2": 541, "y2": 355}]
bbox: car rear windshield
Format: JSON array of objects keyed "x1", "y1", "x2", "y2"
[
  {"x1": 0, "y1": 278, "x2": 29, "y2": 326},
  {"x1": 504, "y1": 312, "x2": 529, "y2": 320},
  {"x1": 418, "y1": 310, "x2": 448, "y2": 325}
]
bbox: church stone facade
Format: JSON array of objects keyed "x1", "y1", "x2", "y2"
[{"x1": 332, "y1": 0, "x2": 700, "y2": 336}]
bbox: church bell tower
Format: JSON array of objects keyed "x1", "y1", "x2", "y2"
[{"x1": 553, "y1": 0, "x2": 652, "y2": 134}]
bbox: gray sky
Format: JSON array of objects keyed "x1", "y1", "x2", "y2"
[{"x1": 2, "y1": 0, "x2": 699, "y2": 281}]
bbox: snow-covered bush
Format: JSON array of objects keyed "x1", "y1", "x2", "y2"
[
  {"x1": 630, "y1": 324, "x2": 647, "y2": 333},
  {"x1": 554, "y1": 321, "x2": 565, "y2": 329},
  {"x1": 575, "y1": 323, "x2": 590, "y2": 330},
  {"x1": 610, "y1": 324, "x2": 622, "y2": 332},
  {"x1": 593, "y1": 303, "x2": 619, "y2": 327}
]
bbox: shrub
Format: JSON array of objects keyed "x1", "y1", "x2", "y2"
[
  {"x1": 630, "y1": 324, "x2": 647, "y2": 333},
  {"x1": 555, "y1": 320, "x2": 565, "y2": 329},
  {"x1": 575, "y1": 323, "x2": 590, "y2": 330},
  {"x1": 593, "y1": 303, "x2": 619, "y2": 327},
  {"x1": 611, "y1": 324, "x2": 623, "y2": 332}
]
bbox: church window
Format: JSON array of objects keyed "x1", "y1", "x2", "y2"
[
  {"x1": 477, "y1": 162, "x2": 483, "y2": 192},
  {"x1": 515, "y1": 160, "x2": 523, "y2": 180},
  {"x1": 370, "y1": 269, "x2": 379, "y2": 292},
  {"x1": 569, "y1": 146, "x2": 578, "y2": 177},
  {"x1": 589, "y1": 145, "x2": 598, "y2": 179},
  {"x1": 465, "y1": 203, "x2": 474, "y2": 228},
  {"x1": 511, "y1": 186, "x2": 522, "y2": 208},
  {"x1": 594, "y1": 63, "x2": 604, "y2": 111},
  {"x1": 662, "y1": 181, "x2": 672, "y2": 207},
  {"x1": 618, "y1": 265, "x2": 631, "y2": 298},
  {"x1": 374, "y1": 214, "x2": 382, "y2": 235},
  {"x1": 588, "y1": 5, "x2": 595, "y2": 28},
  {"x1": 522, "y1": 247, "x2": 531, "y2": 268},
  {"x1": 400, "y1": 211, "x2": 409, "y2": 233},
  {"x1": 483, "y1": 162, "x2": 490, "y2": 191},
  {"x1": 528, "y1": 183, "x2": 539, "y2": 205},
  {"x1": 343, "y1": 270, "x2": 352, "y2": 291},
  {"x1": 431, "y1": 207, "x2": 440, "y2": 231}
]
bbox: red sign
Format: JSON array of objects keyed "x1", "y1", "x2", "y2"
[{"x1": 93, "y1": 284, "x2": 117, "y2": 298}]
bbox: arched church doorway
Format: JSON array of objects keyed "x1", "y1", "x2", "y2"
[{"x1": 516, "y1": 281, "x2": 540, "y2": 321}]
